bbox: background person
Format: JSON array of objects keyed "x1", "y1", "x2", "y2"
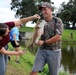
[
  {"x1": 29, "y1": 2, "x2": 63, "y2": 75},
  {"x1": 10, "y1": 25, "x2": 21, "y2": 63},
  {"x1": 0, "y1": 14, "x2": 40, "y2": 75}
]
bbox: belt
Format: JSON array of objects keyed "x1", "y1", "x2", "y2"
[
  {"x1": 40, "y1": 46, "x2": 60, "y2": 51},
  {"x1": 40, "y1": 46, "x2": 52, "y2": 50}
]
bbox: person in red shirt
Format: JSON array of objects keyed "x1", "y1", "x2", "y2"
[{"x1": 0, "y1": 14, "x2": 40, "y2": 75}]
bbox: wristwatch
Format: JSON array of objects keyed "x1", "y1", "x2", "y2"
[{"x1": 43, "y1": 40, "x2": 47, "y2": 46}]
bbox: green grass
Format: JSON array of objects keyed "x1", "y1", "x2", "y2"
[
  {"x1": 62, "y1": 29, "x2": 76, "y2": 41},
  {"x1": 6, "y1": 43, "x2": 69, "y2": 75},
  {"x1": 19, "y1": 26, "x2": 34, "y2": 32},
  {"x1": 6, "y1": 43, "x2": 35, "y2": 75}
]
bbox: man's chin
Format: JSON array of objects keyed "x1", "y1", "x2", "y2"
[{"x1": 43, "y1": 16, "x2": 47, "y2": 19}]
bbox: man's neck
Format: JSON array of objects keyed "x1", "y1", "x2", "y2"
[{"x1": 46, "y1": 15, "x2": 53, "y2": 22}]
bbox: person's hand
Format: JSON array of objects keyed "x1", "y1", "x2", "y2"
[
  {"x1": 35, "y1": 40, "x2": 44, "y2": 46},
  {"x1": 35, "y1": 22, "x2": 40, "y2": 29},
  {"x1": 33, "y1": 14, "x2": 40, "y2": 19},
  {"x1": 17, "y1": 50, "x2": 26, "y2": 55},
  {"x1": 15, "y1": 42, "x2": 19, "y2": 46}
]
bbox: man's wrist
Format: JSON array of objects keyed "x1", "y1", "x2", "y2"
[{"x1": 43, "y1": 40, "x2": 47, "y2": 46}]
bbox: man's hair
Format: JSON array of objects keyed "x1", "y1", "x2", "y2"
[{"x1": 0, "y1": 23, "x2": 7, "y2": 36}]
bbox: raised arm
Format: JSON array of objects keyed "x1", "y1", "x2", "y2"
[{"x1": 14, "y1": 14, "x2": 40, "y2": 26}]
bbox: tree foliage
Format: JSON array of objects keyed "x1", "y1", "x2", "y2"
[
  {"x1": 56, "y1": 0, "x2": 76, "y2": 29},
  {"x1": 10, "y1": 0, "x2": 50, "y2": 19}
]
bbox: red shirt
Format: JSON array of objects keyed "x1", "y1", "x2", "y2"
[{"x1": 0, "y1": 22, "x2": 15, "y2": 49}]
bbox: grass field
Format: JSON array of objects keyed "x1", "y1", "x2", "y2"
[
  {"x1": 62, "y1": 29, "x2": 76, "y2": 41},
  {"x1": 6, "y1": 43, "x2": 69, "y2": 75}
]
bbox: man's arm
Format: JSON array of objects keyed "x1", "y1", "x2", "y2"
[
  {"x1": 35, "y1": 34, "x2": 62, "y2": 46},
  {"x1": 14, "y1": 14, "x2": 40, "y2": 26},
  {"x1": 0, "y1": 47, "x2": 24, "y2": 55},
  {"x1": 45, "y1": 34, "x2": 62, "y2": 44},
  {"x1": 13, "y1": 34, "x2": 19, "y2": 45}
]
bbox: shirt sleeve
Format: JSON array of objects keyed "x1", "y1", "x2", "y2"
[
  {"x1": 4, "y1": 22, "x2": 15, "y2": 30},
  {"x1": 55, "y1": 18, "x2": 63, "y2": 35}
]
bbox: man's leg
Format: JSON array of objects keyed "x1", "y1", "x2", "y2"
[
  {"x1": 29, "y1": 49, "x2": 46, "y2": 75},
  {"x1": 14, "y1": 46, "x2": 21, "y2": 63},
  {"x1": 4, "y1": 45, "x2": 8, "y2": 68},
  {"x1": 0, "y1": 54, "x2": 6, "y2": 75},
  {"x1": 47, "y1": 50, "x2": 62, "y2": 75}
]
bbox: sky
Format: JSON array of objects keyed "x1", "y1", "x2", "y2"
[{"x1": 0, "y1": 0, "x2": 69, "y2": 27}]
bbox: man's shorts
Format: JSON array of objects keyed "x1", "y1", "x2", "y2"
[
  {"x1": 32, "y1": 48, "x2": 62, "y2": 75},
  {"x1": 10, "y1": 41, "x2": 20, "y2": 48}
]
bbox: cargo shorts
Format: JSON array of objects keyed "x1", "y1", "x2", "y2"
[{"x1": 32, "y1": 48, "x2": 62, "y2": 75}]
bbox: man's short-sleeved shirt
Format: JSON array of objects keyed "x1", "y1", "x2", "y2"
[
  {"x1": 0, "y1": 22, "x2": 15, "y2": 49},
  {"x1": 10, "y1": 27, "x2": 19, "y2": 41},
  {"x1": 41, "y1": 17, "x2": 63, "y2": 50}
]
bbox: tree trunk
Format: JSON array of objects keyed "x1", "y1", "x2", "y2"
[{"x1": 72, "y1": 21, "x2": 75, "y2": 29}]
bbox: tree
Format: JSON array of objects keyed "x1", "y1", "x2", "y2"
[
  {"x1": 11, "y1": 0, "x2": 39, "y2": 18},
  {"x1": 56, "y1": 0, "x2": 76, "y2": 29},
  {"x1": 10, "y1": 0, "x2": 50, "y2": 19}
]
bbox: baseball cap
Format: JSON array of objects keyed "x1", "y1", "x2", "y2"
[{"x1": 38, "y1": 2, "x2": 54, "y2": 11}]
